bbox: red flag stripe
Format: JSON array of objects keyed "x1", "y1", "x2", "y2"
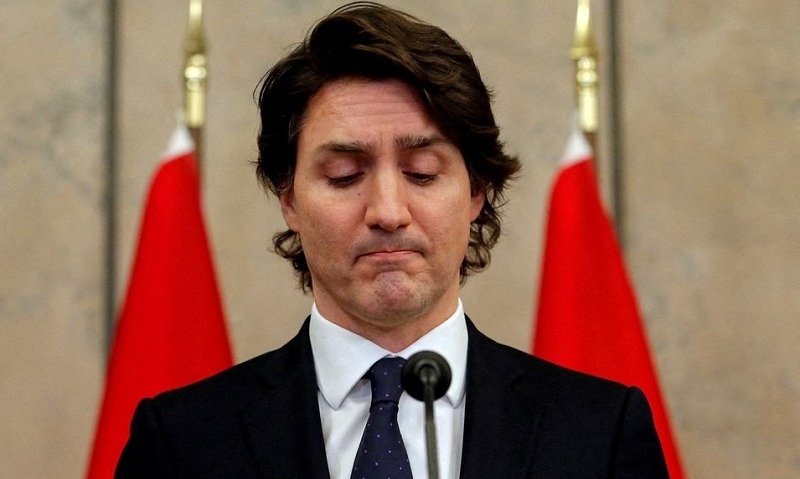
[
  {"x1": 534, "y1": 126, "x2": 685, "y2": 478},
  {"x1": 86, "y1": 124, "x2": 233, "y2": 479}
]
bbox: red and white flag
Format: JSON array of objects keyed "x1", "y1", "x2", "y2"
[
  {"x1": 86, "y1": 123, "x2": 233, "y2": 479},
  {"x1": 533, "y1": 124, "x2": 684, "y2": 478}
]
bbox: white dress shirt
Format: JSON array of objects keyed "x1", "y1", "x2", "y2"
[{"x1": 310, "y1": 300, "x2": 468, "y2": 479}]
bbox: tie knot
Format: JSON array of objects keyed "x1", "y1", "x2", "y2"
[{"x1": 367, "y1": 356, "x2": 406, "y2": 406}]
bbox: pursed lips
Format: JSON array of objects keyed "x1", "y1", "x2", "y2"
[
  {"x1": 354, "y1": 243, "x2": 424, "y2": 266},
  {"x1": 359, "y1": 249, "x2": 417, "y2": 260},
  {"x1": 354, "y1": 237, "x2": 426, "y2": 260},
  {"x1": 352, "y1": 236, "x2": 428, "y2": 267}
]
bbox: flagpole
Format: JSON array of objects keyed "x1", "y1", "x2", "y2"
[
  {"x1": 607, "y1": 0, "x2": 625, "y2": 239},
  {"x1": 184, "y1": 0, "x2": 207, "y2": 168},
  {"x1": 570, "y1": 0, "x2": 599, "y2": 153}
]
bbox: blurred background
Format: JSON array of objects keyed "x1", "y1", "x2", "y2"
[{"x1": 1, "y1": 0, "x2": 798, "y2": 477}]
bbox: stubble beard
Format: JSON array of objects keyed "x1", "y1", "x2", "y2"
[{"x1": 333, "y1": 269, "x2": 433, "y2": 331}]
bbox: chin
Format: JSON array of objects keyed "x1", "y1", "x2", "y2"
[{"x1": 361, "y1": 289, "x2": 432, "y2": 324}]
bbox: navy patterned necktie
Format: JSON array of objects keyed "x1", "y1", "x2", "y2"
[{"x1": 350, "y1": 357, "x2": 412, "y2": 479}]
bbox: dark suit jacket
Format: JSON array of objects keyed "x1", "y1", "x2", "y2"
[{"x1": 116, "y1": 317, "x2": 668, "y2": 478}]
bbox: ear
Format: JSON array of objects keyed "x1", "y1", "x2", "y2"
[
  {"x1": 279, "y1": 188, "x2": 301, "y2": 232},
  {"x1": 469, "y1": 188, "x2": 485, "y2": 222}
]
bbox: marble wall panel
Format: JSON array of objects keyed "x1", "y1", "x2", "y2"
[
  {"x1": 0, "y1": 0, "x2": 107, "y2": 477},
  {"x1": 620, "y1": 1, "x2": 800, "y2": 477}
]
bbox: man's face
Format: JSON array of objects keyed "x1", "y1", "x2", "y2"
[{"x1": 280, "y1": 78, "x2": 484, "y2": 347}]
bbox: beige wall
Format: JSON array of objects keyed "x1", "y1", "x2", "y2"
[
  {"x1": 1, "y1": 0, "x2": 797, "y2": 477},
  {"x1": 0, "y1": 1, "x2": 108, "y2": 476},
  {"x1": 620, "y1": 2, "x2": 800, "y2": 475}
]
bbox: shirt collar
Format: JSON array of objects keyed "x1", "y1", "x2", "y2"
[{"x1": 309, "y1": 300, "x2": 468, "y2": 410}]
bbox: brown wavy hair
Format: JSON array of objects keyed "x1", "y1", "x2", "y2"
[{"x1": 255, "y1": 2, "x2": 521, "y2": 291}]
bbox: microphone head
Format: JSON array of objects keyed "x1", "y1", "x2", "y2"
[{"x1": 402, "y1": 351, "x2": 452, "y2": 402}]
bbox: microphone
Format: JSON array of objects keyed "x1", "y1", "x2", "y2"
[
  {"x1": 402, "y1": 351, "x2": 452, "y2": 479},
  {"x1": 402, "y1": 351, "x2": 452, "y2": 401}
]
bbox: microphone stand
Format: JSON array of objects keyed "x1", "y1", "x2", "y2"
[
  {"x1": 421, "y1": 366, "x2": 441, "y2": 479},
  {"x1": 402, "y1": 351, "x2": 452, "y2": 479}
]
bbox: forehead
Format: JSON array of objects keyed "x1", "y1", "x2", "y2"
[
  {"x1": 311, "y1": 78, "x2": 423, "y2": 112},
  {"x1": 300, "y1": 78, "x2": 441, "y2": 141}
]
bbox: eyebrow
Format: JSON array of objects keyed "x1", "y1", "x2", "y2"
[
  {"x1": 315, "y1": 134, "x2": 450, "y2": 157},
  {"x1": 316, "y1": 140, "x2": 374, "y2": 156},
  {"x1": 394, "y1": 134, "x2": 450, "y2": 151}
]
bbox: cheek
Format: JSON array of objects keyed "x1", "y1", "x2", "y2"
[
  {"x1": 297, "y1": 198, "x2": 357, "y2": 242},
  {"x1": 421, "y1": 196, "x2": 475, "y2": 244}
]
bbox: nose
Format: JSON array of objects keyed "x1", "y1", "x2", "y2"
[{"x1": 364, "y1": 170, "x2": 412, "y2": 232}]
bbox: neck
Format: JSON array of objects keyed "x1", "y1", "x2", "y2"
[
  {"x1": 347, "y1": 318, "x2": 444, "y2": 353},
  {"x1": 313, "y1": 295, "x2": 460, "y2": 353}
]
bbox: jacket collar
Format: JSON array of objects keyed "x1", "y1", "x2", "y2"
[
  {"x1": 459, "y1": 316, "x2": 545, "y2": 479},
  {"x1": 235, "y1": 316, "x2": 545, "y2": 479},
  {"x1": 240, "y1": 318, "x2": 331, "y2": 479}
]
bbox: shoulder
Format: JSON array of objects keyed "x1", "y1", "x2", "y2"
[
  {"x1": 148, "y1": 320, "x2": 313, "y2": 419},
  {"x1": 118, "y1": 322, "x2": 323, "y2": 476},
  {"x1": 467, "y1": 319, "x2": 635, "y2": 412}
]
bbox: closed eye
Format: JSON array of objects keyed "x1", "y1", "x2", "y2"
[
  {"x1": 326, "y1": 173, "x2": 363, "y2": 187},
  {"x1": 405, "y1": 171, "x2": 439, "y2": 185}
]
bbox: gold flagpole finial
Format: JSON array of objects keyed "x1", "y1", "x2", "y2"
[
  {"x1": 570, "y1": 0, "x2": 599, "y2": 140},
  {"x1": 184, "y1": 0, "x2": 207, "y2": 159}
]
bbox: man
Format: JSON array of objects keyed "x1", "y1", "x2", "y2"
[{"x1": 116, "y1": 3, "x2": 669, "y2": 478}]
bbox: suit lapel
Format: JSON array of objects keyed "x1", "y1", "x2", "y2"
[
  {"x1": 459, "y1": 318, "x2": 545, "y2": 479},
  {"x1": 227, "y1": 317, "x2": 544, "y2": 478},
  {"x1": 238, "y1": 319, "x2": 331, "y2": 479}
]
